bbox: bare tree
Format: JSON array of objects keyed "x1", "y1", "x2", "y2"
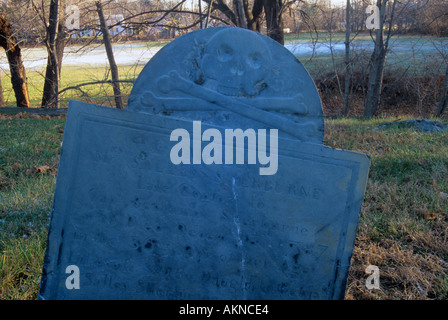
[
  {"x1": 31, "y1": 0, "x2": 65, "y2": 108},
  {"x1": 343, "y1": 0, "x2": 351, "y2": 116},
  {"x1": 0, "y1": 70, "x2": 4, "y2": 106},
  {"x1": 0, "y1": 70, "x2": 5, "y2": 107},
  {"x1": 0, "y1": 12, "x2": 31, "y2": 108},
  {"x1": 437, "y1": 64, "x2": 448, "y2": 117},
  {"x1": 205, "y1": 0, "x2": 214, "y2": 28},
  {"x1": 363, "y1": 0, "x2": 397, "y2": 117},
  {"x1": 202, "y1": 0, "x2": 297, "y2": 45},
  {"x1": 96, "y1": 0, "x2": 124, "y2": 109},
  {"x1": 263, "y1": 0, "x2": 284, "y2": 44},
  {"x1": 40, "y1": 0, "x2": 67, "y2": 109}
]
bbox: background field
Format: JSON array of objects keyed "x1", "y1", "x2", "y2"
[{"x1": 1, "y1": 33, "x2": 447, "y2": 117}]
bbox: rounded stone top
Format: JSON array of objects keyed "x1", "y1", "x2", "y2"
[{"x1": 127, "y1": 27, "x2": 324, "y2": 144}]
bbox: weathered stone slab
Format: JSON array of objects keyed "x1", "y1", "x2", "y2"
[
  {"x1": 39, "y1": 27, "x2": 370, "y2": 300},
  {"x1": 39, "y1": 101, "x2": 368, "y2": 300}
]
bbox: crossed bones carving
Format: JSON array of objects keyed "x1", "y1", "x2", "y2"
[{"x1": 139, "y1": 70, "x2": 317, "y2": 141}]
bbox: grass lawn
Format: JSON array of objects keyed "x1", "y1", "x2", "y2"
[
  {"x1": 325, "y1": 117, "x2": 448, "y2": 299},
  {"x1": 0, "y1": 114, "x2": 447, "y2": 299},
  {"x1": 0, "y1": 115, "x2": 65, "y2": 299},
  {"x1": 1, "y1": 64, "x2": 144, "y2": 109}
]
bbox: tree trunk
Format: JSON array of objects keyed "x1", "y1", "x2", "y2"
[
  {"x1": 0, "y1": 13, "x2": 31, "y2": 108},
  {"x1": 204, "y1": 0, "x2": 238, "y2": 28},
  {"x1": 234, "y1": 0, "x2": 248, "y2": 29},
  {"x1": 0, "y1": 70, "x2": 4, "y2": 106},
  {"x1": 96, "y1": 1, "x2": 123, "y2": 109},
  {"x1": 343, "y1": 0, "x2": 351, "y2": 116},
  {"x1": 437, "y1": 63, "x2": 448, "y2": 117},
  {"x1": 363, "y1": 0, "x2": 395, "y2": 117},
  {"x1": 205, "y1": 0, "x2": 214, "y2": 28},
  {"x1": 263, "y1": 0, "x2": 284, "y2": 45},
  {"x1": 251, "y1": 0, "x2": 263, "y2": 32},
  {"x1": 42, "y1": 16, "x2": 66, "y2": 108},
  {"x1": 41, "y1": 0, "x2": 61, "y2": 109},
  {"x1": 199, "y1": 0, "x2": 203, "y2": 29},
  {"x1": 242, "y1": 0, "x2": 254, "y2": 30},
  {"x1": 203, "y1": 0, "x2": 284, "y2": 44}
]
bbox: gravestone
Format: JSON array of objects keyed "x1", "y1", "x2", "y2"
[{"x1": 38, "y1": 27, "x2": 370, "y2": 300}]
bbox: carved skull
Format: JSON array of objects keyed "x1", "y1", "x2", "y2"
[{"x1": 200, "y1": 29, "x2": 271, "y2": 97}]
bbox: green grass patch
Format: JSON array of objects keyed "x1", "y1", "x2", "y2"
[
  {"x1": 0, "y1": 117, "x2": 63, "y2": 299},
  {"x1": 324, "y1": 117, "x2": 448, "y2": 299},
  {"x1": 1, "y1": 65, "x2": 144, "y2": 108}
]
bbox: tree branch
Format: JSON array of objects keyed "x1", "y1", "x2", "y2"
[{"x1": 43, "y1": 79, "x2": 134, "y2": 108}]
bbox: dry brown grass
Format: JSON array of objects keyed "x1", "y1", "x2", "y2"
[
  {"x1": 324, "y1": 118, "x2": 448, "y2": 300},
  {"x1": 347, "y1": 236, "x2": 447, "y2": 300}
]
